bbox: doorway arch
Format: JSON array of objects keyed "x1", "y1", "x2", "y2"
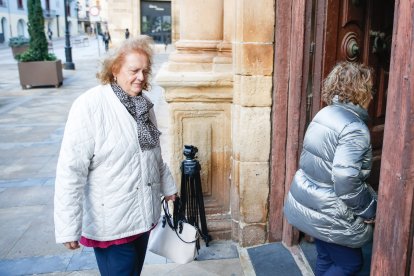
[
  {"x1": 0, "y1": 17, "x2": 7, "y2": 43},
  {"x1": 17, "y1": 19, "x2": 26, "y2": 36}
]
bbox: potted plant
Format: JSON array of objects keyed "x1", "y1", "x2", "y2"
[
  {"x1": 8, "y1": 36, "x2": 30, "y2": 58},
  {"x1": 16, "y1": 0, "x2": 63, "y2": 88}
]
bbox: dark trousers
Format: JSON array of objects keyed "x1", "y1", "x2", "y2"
[
  {"x1": 315, "y1": 238, "x2": 363, "y2": 276},
  {"x1": 93, "y1": 232, "x2": 150, "y2": 276}
]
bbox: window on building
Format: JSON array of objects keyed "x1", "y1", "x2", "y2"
[
  {"x1": 46, "y1": 0, "x2": 50, "y2": 10},
  {"x1": 17, "y1": 19, "x2": 25, "y2": 36},
  {"x1": 17, "y1": 0, "x2": 23, "y2": 9},
  {"x1": 141, "y1": 1, "x2": 171, "y2": 44},
  {"x1": 0, "y1": 0, "x2": 4, "y2": 7}
]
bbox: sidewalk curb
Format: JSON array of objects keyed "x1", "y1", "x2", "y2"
[
  {"x1": 284, "y1": 243, "x2": 315, "y2": 276},
  {"x1": 237, "y1": 247, "x2": 255, "y2": 276}
]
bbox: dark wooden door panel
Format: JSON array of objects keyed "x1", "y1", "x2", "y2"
[
  {"x1": 365, "y1": 0, "x2": 394, "y2": 190},
  {"x1": 322, "y1": 0, "x2": 394, "y2": 191}
]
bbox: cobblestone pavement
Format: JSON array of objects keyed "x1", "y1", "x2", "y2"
[{"x1": 0, "y1": 37, "x2": 245, "y2": 276}]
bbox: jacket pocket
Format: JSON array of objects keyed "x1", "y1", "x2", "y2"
[
  {"x1": 104, "y1": 190, "x2": 138, "y2": 215},
  {"x1": 101, "y1": 190, "x2": 139, "y2": 235}
]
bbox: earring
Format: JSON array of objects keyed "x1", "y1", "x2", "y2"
[{"x1": 114, "y1": 76, "x2": 117, "y2": 82}]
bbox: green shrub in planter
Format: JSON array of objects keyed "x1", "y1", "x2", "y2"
[
  {"x1": 16, "y1": 0, "x2": 56, "y2": 62},
  {"x1": 8, "y1": 36, "x2": 30, "y2": 47},
  {"x1": 17, "y1": 49, "x2": 57, "y2": 62}
]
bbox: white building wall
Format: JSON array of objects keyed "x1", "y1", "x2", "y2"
[{"x1": 0, "y1": 0, "x2": 79, "y2": 45}]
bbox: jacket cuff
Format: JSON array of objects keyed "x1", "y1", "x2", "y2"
[
  {"x1": 55, "y1": 235, "x2": 80, "y2": 244},
  {"x1": 162, "y1": 185, "x2": 178, "y2": 197},
  {"x1": 356, "y1": 198, "x2": 377, "y2": 219}
]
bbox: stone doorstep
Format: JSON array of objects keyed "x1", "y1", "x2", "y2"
[
  {"x1": 246, "y1": 242, "x2": 315, "y2": 276},
  {"x1": 245, "y1": 241, "x2": 373, "y2": 276}
]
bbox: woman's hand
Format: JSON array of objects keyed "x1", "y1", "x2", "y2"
[
  {"x1": 164, "y1": 194, "x2": 177, "y2": 202},
  {"x1": 64, "y1": 241, "x2": 80, "y2": 250}
]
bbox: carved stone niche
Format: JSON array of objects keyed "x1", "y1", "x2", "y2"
[{"x1": 170, "y1": 101, "x2": 232, "y2": 239}]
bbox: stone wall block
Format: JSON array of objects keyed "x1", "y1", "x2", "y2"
[
  {"x1": 232, "y1": 220, "x2": 240, "y2": 241},
  {"x1": 235, "y1": 0, "x2": 275, "y2": 43},
  {"x1": 239, "y1": 162, "x2": 269, "y2": 223},
  {"x1": 231, "y1": 104, "x2": 241, "y2": 160},
  {"x1": 231, "y1": 158, "x2": 240, "y2": 220},
  {"x1": 168, "y1": 62, "x2": 213, "y2": 72},
  {"x1": 239, "y1": 223, "x2": 267, "y2": 247},
  {"x1": 169, "y1": 102, "x2": 232, "y2": 214},
  {"x1": 180, "y1": 0, "x2": 223, "y2": 41},
  {"x1": 234, "y1": 106, "x2": 271, "y2": 162},
  {"x1": 234, "y1": 75, "x2": 272, "y2": 107},
  {"x1": 234, "y1": 43, "x2": 274, "y2": 76},
  {"x1": 223, "y1": 0, "x2": 236, "y2": 43}
]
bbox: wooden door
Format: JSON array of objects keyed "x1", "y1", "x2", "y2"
[
  {"x1": 276, "y1": 0, "x2": 396, "y2": 245},
  {"x1": 320, "y1": 0, "x2": 395, "y2": 191}
]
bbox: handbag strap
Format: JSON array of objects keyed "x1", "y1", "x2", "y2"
[{"x1": 161, "y1": 198, "x2": 199, "y2": 244}]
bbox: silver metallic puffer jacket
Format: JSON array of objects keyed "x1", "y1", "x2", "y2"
[{"x1": 283, "y1": 98, "x2": 377, "y2": 248}]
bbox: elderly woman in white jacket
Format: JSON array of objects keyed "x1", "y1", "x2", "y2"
[
  {"x1": 284, "y1": 62, "x2": 377, "y2": 276},
  {"x1": 54, "y1": 36, "x2": 177, "y2": 275}
]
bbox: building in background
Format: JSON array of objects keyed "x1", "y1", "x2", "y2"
[
  {"x1": 81, "y1": 0, "x2": 108, "y2": 36},
  {"x1": 140, "y1": 1, "x2": 171, "y2": 44},
  {"x1": 105, "y1": 0, "x2": 171, "y2": 44},
  {"x1": 0, "y1": 0, "x2": 78, "y2": 45}
]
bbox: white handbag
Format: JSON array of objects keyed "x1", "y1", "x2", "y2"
[{"x1": 148, "y1": 199, "x2": 199, "y2": 264}]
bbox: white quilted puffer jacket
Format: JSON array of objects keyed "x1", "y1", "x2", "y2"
[{"x1": 54, "y1": 84, "x2": 177, "y2": 244}]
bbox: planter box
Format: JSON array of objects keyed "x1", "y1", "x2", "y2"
[
  {"x1": 18, "y1": 60, "x2": 63, "y2": 89},
  {"x1": 11, "y1": 45, "x2": 29, "y2": 58}
]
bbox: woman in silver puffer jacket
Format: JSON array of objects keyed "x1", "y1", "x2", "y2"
[{"x1": 284, "y1": 62, "x2": 377, "y2": 276}]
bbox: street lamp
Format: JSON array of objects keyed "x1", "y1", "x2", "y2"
[{"x1": 63, "y1": 0, "x2": 75, "y2": 70}]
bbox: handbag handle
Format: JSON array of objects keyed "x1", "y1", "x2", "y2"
[{"x1": 161, "y1": 198, "x2": 199, "y2": 244}]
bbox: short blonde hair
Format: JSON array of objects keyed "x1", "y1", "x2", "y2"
[
  {"x1": 96, "y1": 35, "x2": 154, "y2": 91},
  {"x1": 321, "y1": 62, "x2": 373, "y2": 106}
]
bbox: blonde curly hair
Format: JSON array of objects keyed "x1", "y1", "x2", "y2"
[
  {"x1": 321, "y1": 62, "x2": 373, "y2": 106},
  {"x1": 96, "y1": 35, "x2": 154, "y2": 91}
]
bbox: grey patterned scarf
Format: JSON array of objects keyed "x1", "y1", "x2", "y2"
[{"x1": 111, "y1": 83, "x2": 161, "y2": 151}]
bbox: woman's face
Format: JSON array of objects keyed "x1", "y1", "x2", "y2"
[{"x1": 113, "y1": 52, "x2": 149, "y2": 97}]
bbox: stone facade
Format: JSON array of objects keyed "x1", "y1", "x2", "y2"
[
  {"x1": 157, "y1": 0, "x2": 234, "y2": 240},
  {"x1": 231, "y1": 0, "x2": 274, "y2": 246},
  {"x1": 158, "y1": 0, "x2": 275, "y2": 246},
  {"x1": 107, "y1": 0, "x2": 276, "y2": 246}
]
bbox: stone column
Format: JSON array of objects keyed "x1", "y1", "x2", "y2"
[
  {"x1": 231, "y1": 0, "x2": 274, "y2": 246},
  {"x1": 168, "y1": 0, "x2": 226, "y2": 72},
  {"x1": 156, "y1": 0, "x2": 234, "y2": 239},
  {"x1": 171, "y1": 0, "x2": 180, "y2": 43}
]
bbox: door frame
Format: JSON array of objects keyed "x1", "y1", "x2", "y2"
[
  {"x1": 269, "y1": 0, "x2": 326, "y2": 245},
  {"x1": 370, "y1": 0, "x2": 414, "y2": 274}
]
